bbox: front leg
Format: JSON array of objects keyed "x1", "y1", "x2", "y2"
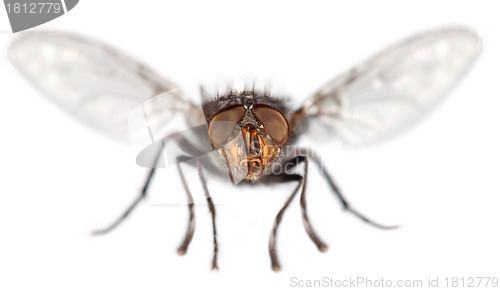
[
  {"x1": 266, "y1": 155, "x2": 327, "y2": 271},
  {"x1": 175, "y1": 157, "x2": 218, "y2": 270},
  {"x1": 266, "y1": 172, "x2": 303, "y2": 272}
]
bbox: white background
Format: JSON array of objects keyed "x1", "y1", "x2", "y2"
[{"x1": 0, "y1": 1, "x2": 499, "y2": 290}]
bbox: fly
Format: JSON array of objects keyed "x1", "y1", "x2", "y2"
[{"x1": 8, "y1": 26, "x2": 482, "y2": 271}]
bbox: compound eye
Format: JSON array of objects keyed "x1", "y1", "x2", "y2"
[
  {"x1": 252, "y1": 104, "x2": 289, "y2": 146},
  {"x1": 208, "y1": 105, "x2": 245, "y2": 148}
]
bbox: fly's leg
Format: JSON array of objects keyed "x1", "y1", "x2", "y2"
[
  {"x1": 175, "y1": 157, "x2": 218, "y2": 270},
  {"x1": 175, "y1": 156, "x2": 196, "y2": 256},
  {"x1": 198, "y1": 164, "x2": 218, "y2": 270},
  {"x1": 92, "y1": 127, "x2": 207, "y2": 237},
  {"x1": 169, "y1": 132, "x2": 209, "y2": 254},
  {"x1": 296, "y1": 156, "x2": 328, "y2": 252},
  {"x1": 309, "y1": 154, "x2": 398, "y2": 230},
  {"x1": 268, "y1": 173, "x2": 303, "y2": 272},
  {"x1": 268, "y1": 151, "x2": 396, "y2": 271},
  {"x1": 92, "y1": 141, "x2": 164, "y2": 235},
  {"x1": 268, "y1": 156, "x2": 328, "y2": 271}
]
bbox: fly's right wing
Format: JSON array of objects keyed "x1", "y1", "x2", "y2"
[{"x1": 296, "y1": 26, "x2": 482, "y2": 145}]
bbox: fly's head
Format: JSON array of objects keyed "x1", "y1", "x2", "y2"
[{"x1": 204, "y1": 90, "x2": 290, "y2": 182}]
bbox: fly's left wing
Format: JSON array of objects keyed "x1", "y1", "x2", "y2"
[
  {"x1": 8, "y1": 31, "x2": 204, "y2": 143},
  {"x1": 294, "y1": 26, "x2": 482, "y2": 145}
]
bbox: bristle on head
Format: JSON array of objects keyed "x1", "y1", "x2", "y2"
[{"x1": 201, "y1": 80, "x2": 290, "y2": 123}]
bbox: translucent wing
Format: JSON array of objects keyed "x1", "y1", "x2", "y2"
[
  {"x1": 8, "y1": 31, "x2": 204, "y2": 143},
  {"x1": 298, "y1": 26, "x2": 482, "y2": 145}
]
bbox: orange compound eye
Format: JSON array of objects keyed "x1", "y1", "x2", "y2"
[
  {"x1": 208, "y1": 105, "x2": 245, "y2": 148},
  {"x1": 252, "y1": 104, "x2": 289, "y2": 146}
]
